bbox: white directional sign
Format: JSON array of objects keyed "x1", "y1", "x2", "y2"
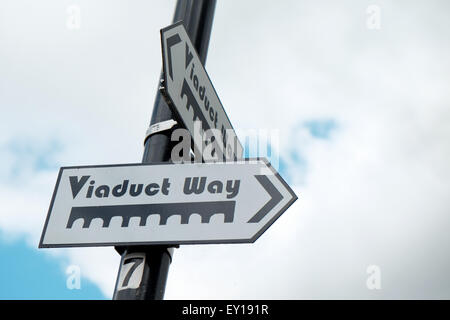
[
  {"x1": 39, "y1": 159, "x2": 297, "y2": 248},
  {"x1": 160, "y1": 21, "x2": 244, "y2": 161}
]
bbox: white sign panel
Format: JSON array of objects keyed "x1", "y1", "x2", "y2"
[
  {"x1": 160, "y1": 21, "x2": 244, "y2": 161},
  {"x1": 39, "y1": 159, "x2": 297, "y2": 247}
]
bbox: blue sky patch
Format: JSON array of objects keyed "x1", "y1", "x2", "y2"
[
  {"x1": 1, "y1": 137, "x2": 62, "y2": 182},
  {"x1": 0, "y1": 233, "x2": 105, "y2": 299},
  {"x1": 278, "y1": 149, "x2": 307, "y2": 186},
  {"x1": 303, "y1": 119, "x2": 337, "y2": 139}
]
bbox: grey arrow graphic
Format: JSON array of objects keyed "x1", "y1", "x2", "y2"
[
  {"x1": 247, "y1": 175, "x2": 284, "y2": 223},
  {"x1": 166, "y1": 33, "x2": 181, "y2": 81}
]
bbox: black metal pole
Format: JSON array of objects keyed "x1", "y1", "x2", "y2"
[{"x1": 112, "y1": 0, "x2": 216, "y2": 300}]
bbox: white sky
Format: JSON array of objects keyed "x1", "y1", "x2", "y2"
[{"x1": 1, "y1": 0, "x2": 450, "y2": 299}]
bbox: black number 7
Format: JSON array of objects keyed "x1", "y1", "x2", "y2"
[{"x1": 122, "y1": 257, "x2": 144, "y2": 287}]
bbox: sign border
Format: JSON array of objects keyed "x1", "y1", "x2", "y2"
[
  {"x1": 38, "y1": 158, "x2": 297, "y2": 248},
  {"x1": 159, "y1": 20, "x2": 244, "y2": 161}
]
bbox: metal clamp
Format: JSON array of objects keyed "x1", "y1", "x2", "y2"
[{"x1": 143, "y1": 119, "x2": 178, "y2": 145}]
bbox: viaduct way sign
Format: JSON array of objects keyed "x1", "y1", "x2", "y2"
[
  {"x1": 160, "y1": 21, "x2": 244, "y2": 162},
  {"x1": 39, "y1": 159, "x2": 297, "y2": 248}
]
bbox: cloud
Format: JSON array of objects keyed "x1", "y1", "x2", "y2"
[
  {"x1": 165, "y1": 0, "x2": 450, "y2": 299},
  {"x1": 0, "y1": 135, "x2": 121, "y2": 297}
]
